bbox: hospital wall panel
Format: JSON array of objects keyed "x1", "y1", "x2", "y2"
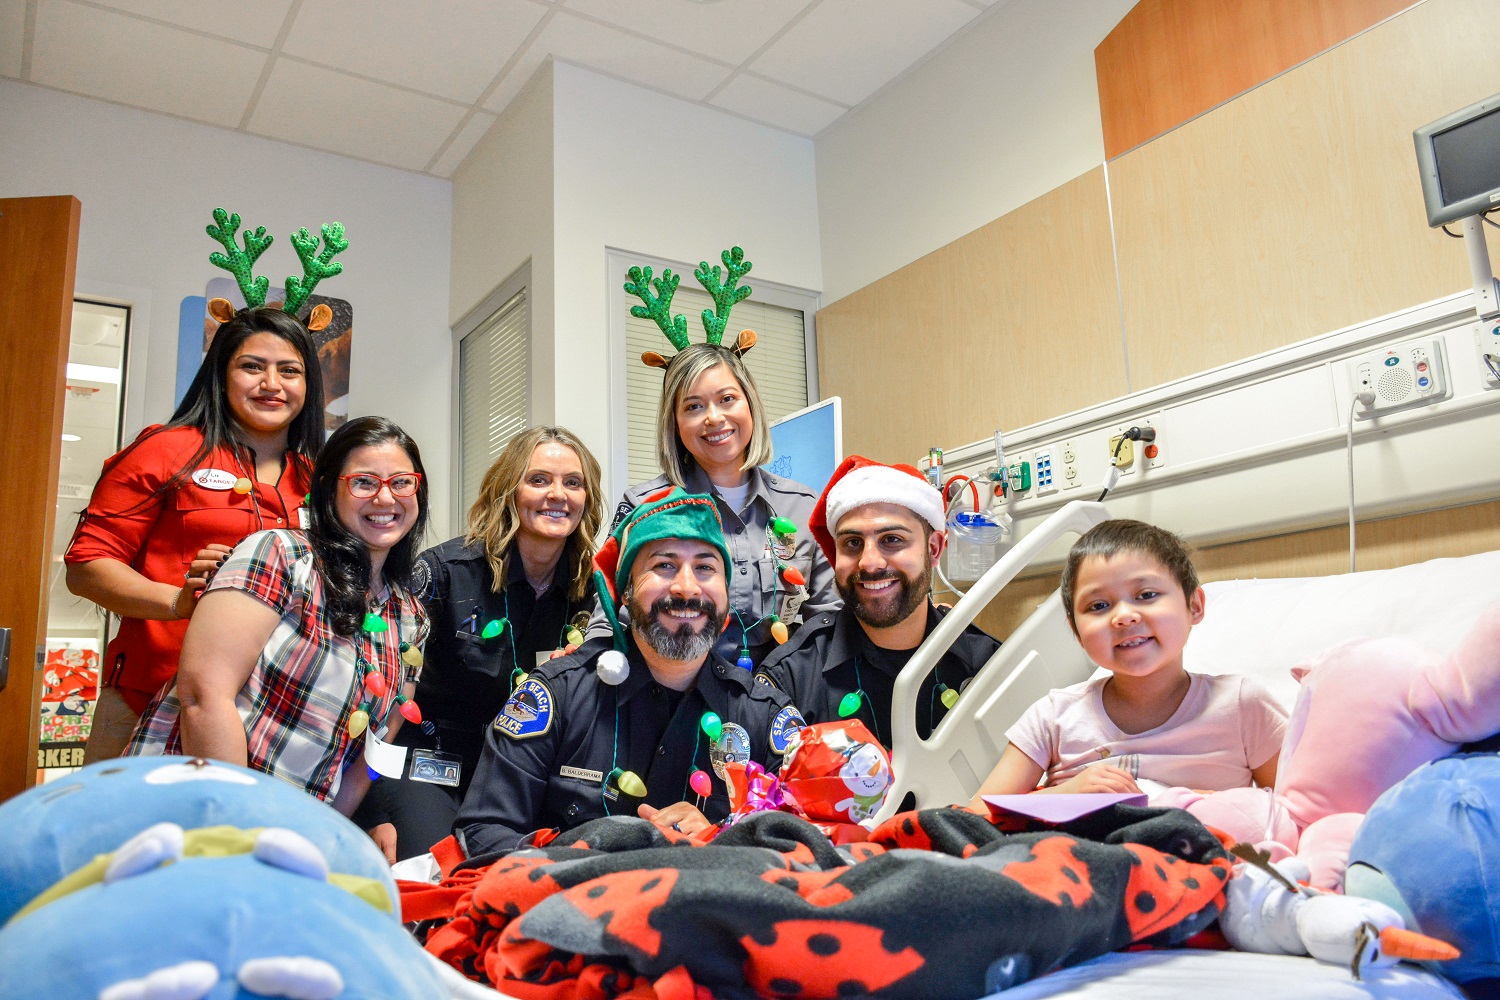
[
  {"x1": 815, "y1": 166, "x2": 1123, "y2": 463},
  {"x1": 1108, "y1": 0, "x2": 1500, "y2": 390},
  {"x1": 970, "y1": 498, "x2": 1500, "y2": 641},
  {"x1": 1095, "y1": 0, "x2": 1416, "y2": 159}
]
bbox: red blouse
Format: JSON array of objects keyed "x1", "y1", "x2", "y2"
[{"x1": 64, "y1": 425, "x2": 311, "y2": 714}]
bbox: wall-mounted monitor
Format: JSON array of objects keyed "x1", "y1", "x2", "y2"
[
  {"x1": 768, "y1": 396, "x2": 841, "y2": 495},
  {"x1": 1415, "y1": 90, "x2": 1500, "y2": 227}
]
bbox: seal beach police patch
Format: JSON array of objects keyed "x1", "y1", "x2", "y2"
[
  {"x1": 494, "y1": 677, "x2": 553, "y2": 739},
  {"x1": 709, "y1": 722, "x2": 751, "y2": 779},
  {"x1": 768, "y1": 704, "x2": 806, "y2": 754}
]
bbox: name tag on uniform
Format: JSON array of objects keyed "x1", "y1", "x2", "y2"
[
  {"x1": 297, "y1": 507, "x2": 310, "y2": 529},
  {"x1": 559, "y1": 765, "x2": 603, "y2": 784},
  {"x1": 191, "y1": 469, "x2": 238, "y2": 490},
  {"x1": 409, "y1": 748, "x2": 462, "y2": 787}
]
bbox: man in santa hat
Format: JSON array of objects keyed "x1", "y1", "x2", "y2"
[{"x1": 758, "y1": 457, "x2": 999, "y2": 750}]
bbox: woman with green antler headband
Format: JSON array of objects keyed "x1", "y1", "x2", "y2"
[
  {"x1": 589, "y1": 247, "x2": 839, "y2": 669},
  {"x1": 65, "y1": 209, "x2": 344, "y2": 761}
]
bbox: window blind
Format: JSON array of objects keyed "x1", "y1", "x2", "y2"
[
  {"x1": 457, "y1": 290, "x2": 528, "y2": 514},
  {"x1": 625, "y1": 286, "x2": 808, "y2": 484}
]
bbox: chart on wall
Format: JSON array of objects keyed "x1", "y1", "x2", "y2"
[{"x1": 175, "y1": 278, "x2": 354, "y2": 435}]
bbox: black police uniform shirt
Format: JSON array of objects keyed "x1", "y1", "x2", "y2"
[
  {"x1": 403, "y1": 537, "x2": 597, "y2": 786},
  {"x1": 586, "y1": 463, "x2": 839, "y2": 666},
  {"x1": 758, "y1": 602, "x2": 1000, "y2": 749},
  {"x1": 454, "y1": 636, "x2": 807, "y2": 857}
]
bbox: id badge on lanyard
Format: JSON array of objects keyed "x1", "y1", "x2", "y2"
[{"x1": 409, "y1": 748, "x2": 463, "y2": 787}]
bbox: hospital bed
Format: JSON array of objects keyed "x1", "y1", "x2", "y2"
[{"x1": 880, "y1": 499, "x2": 1500, "y2": 998}]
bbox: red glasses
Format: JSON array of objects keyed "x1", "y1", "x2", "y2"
[{"x1": 339, "y1": 473, "x2": 422, "y2": 498}]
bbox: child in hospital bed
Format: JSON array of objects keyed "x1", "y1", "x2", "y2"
[{"x1": 968, "y1": 519, "x2": 1286, "y2": 808}]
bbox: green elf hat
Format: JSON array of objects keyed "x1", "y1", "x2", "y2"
[{"x1": 592, "y1": 489, "x2": 733, "y2": 651}]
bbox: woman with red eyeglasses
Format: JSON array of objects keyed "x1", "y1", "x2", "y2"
[{"x1": 127, "y1": 416, "x2": 430, "y2": 816}]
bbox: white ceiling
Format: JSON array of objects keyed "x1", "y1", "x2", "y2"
[{"x1": 2, "y1": 0, "x2": 1004, "y2": 177}]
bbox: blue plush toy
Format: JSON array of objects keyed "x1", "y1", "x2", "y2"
[
  {"x1": 1347, "y1": 753, "x2": 1500, "y2": 994},
  {"x1": 0, "y1": 757, "x2": 452, "y2": 999},
  {"x1": 0, "y1": 755, "x2": 397, "y2": 923}
]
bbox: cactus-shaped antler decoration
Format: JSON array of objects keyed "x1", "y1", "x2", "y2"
[
  {"x1": 283, "y1": 222, "x2": 349, "y2": 315},
  {"x1": 694, "y1": 246, "x2": 753, "y2": 345},
  {"x1": 206, "y1": 208, "x2": 273, "y2": 308},
  {"x1": 625, "y1": 265, "x2": 690, "y2": 350}
]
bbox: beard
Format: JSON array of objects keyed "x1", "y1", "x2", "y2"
[
  {"x1": 837, "y1": 563, "x2": 931, "y2": 629},
  {"x1": 626, "y1": 592, "x2": 726, "y2": 662}
]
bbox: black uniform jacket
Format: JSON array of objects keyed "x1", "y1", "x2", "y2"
[
  {"x1": 758, "y1": 602, "x2": 1000, "y2": 747},
  {"x1": 406, "y1": 537, "x2": 595, "y2": 787},
  {"x1": 454, "y1": 636, "x2": 805, "y2": 857}
]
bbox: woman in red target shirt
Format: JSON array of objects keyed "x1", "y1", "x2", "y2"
[{"x1": 65, "y1": 306, "x2": 324, "y2": 759}]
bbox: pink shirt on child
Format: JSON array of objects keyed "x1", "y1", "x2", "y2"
[{"x1": 1006, "y1": 672, "x2": 1287, "y2": 791}]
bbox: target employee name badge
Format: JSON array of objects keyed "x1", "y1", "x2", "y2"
[{"x1": 191, "y1": 469, "x2": 238, "y2": 491}]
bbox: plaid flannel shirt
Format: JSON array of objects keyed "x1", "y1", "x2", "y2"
[{"x1": 128, "y1": 529, "x2": 429, "y2": 801}]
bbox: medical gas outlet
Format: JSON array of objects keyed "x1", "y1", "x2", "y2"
[
  {"x1": 1006, "y1": 459, "x2": 1032, "y2": 494},
  {"x1": 1349, "y1": 338, "x2": 1450, "y2": 416}
]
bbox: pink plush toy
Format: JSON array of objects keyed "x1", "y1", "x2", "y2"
[{"x1": 1164, "y1": 597, "x2": 1500, "y2": 890}]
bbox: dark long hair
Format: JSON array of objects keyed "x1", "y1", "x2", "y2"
[
  {"x1": 104, "y1": 308, "x2": 326, "y2": 514},
  {"x1": 308, "y1": 416, "x2": 430, "y2": 636}
]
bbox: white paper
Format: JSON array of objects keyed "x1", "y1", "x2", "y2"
[{"x1": 363, "y1": 726, "x2": 408, "y2": 778}]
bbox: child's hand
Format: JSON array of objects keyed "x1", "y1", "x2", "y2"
[{"x1": 1050, "y1": 764, "x2": 1141, "y2": 795}]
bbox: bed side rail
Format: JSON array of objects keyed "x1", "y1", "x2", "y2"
[{"x1": 873, "y1": 500, "x2": 1108, "y2": 823}]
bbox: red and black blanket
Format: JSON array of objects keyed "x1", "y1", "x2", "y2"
[{"x1": 401, "y1": 805, "x2": 1232, "y2": 1000}]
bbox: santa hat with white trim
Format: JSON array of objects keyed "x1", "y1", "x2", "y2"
[{"x1": 809, "y1": 455, "x2": 946, "y2": 564}]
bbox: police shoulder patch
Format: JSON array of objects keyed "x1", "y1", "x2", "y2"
[
  {"x1": 753, "y1": 672, "x2": 779, "y2": 690},
  {"x1": 610, "y1": 500, "x2": 633, "y2": 531},
  {"x1": 410, "y1": 557, "x2": 433, "y2": 601},
  {"x1": 768, "y1": 704, "x2": 806, "y2": 755},
  {"x1": 493, "y1": 677, "x2": 554, "y2": 740}
]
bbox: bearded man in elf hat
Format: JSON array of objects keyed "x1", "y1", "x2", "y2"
[
  {"x1": 454, "y1": 489, "x2": 805, "y2": 857},
  {"x1": 758, "y1": 458, "x2": 1000, "y2": 751}
]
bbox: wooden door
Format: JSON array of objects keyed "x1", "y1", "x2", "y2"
[{"x1": 0, "y1": 196, "x2": 81, "y2": 801}]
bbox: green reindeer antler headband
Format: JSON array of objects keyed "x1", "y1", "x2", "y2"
[
  {"x1": 204, "y1": 207, "x2": 348, "y2": 331},
  {"x1": 625, "y1": 246, "x2": 758, "y2": 369}
]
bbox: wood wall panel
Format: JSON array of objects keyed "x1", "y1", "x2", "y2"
[
  {"x1": 0, "y1": 196, "x2": 79, "y2": 801},
  {"x1": 1097, "y1": 0, "x2": 1416, "y2": 159},
  {"x1": 966, "y1": 499, "x2": 1500, "y2": 641},
  {"x1": 1109, "y1": 0, "x2": 1500, "y2": 390},
  {"x1": 816, "y1": 167, "x2": 1122, "y2": 464}
]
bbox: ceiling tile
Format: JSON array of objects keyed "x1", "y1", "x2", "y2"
[
  {"x1": 710, "y1": 73, "x2": 847, "y2": 136},
  {"x1": 563, "y1": 0, "x2": 811, "y2": 65},
  {"x1": 484, "y1": 10, "x2": 731, "y2": 114},
  {"x1": 30, "y1": 0, "x2": 266, "y2": 127},
  {"x1": 283, "y1": 0, "x2": 544, "y2": 104},
  {"x1": 0, "y1": 0, "x2": 25, "y2": 78},
  {"x1": 81, "y1": 0, "x2": 294, "y2": 48},
  {"x1": 247, "y1": 58, "x2": 467, "y2": 172},
  {"x1": 429, "y1": 110, "x2": 497, "y2": 177},
  {"x1": 749, "y1": 0, "x2": 978, "y2": 107}
]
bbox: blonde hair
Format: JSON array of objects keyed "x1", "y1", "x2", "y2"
[
  {"x1": 656, "y1": 344, "x2": 773, "y2": 487},
  {"x1": 464, "y1": 426, "x2": 604, "y2": 601}
]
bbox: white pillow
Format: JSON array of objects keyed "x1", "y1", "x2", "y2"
[{"x1": 1182, "y1": 550, "x2": 1500, "y2": 709}]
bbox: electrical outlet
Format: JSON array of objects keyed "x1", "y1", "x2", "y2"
[
  {"x1": 1478, "y1": 320, "x2": 1500, "y2": 389},
  {"x1": 1060, "y1": 439, "x2": 1081, "y2": 489},
  {"x1": 1142, "y1": 431, "x2": 1165, "y2": 470},
  {"x1": 1108, "y1": 430, "x2": 1136, "y2": 474},
  {"x1": 1032, "y1": 448, "x2": 1057, "y2": 495}
]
